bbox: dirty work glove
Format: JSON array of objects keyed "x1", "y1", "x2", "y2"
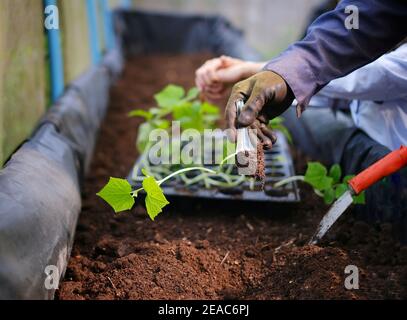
[{"x1": 225, "y1": 71, "x2": 294, "y2": 144}]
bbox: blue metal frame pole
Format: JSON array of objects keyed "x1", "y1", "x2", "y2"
[
  {"x1": 86, "y1": 0, "x2": 102, "y2": 65},
  {"x1": 101, "y1": 0, "x2": 115, "y2": 50},
  {"x1": 44, "y1": 0, "x2": 64, "y2": 103}
]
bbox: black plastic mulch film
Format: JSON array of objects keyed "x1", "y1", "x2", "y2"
[{"x1": 130, "y1": 131, "x2": 300, "y2": 203}]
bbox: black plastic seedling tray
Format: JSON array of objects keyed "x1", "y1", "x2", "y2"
[{"x1": 128, "y1": 131, "x2": 300, "y2": 203}]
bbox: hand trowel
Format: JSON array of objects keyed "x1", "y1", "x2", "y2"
[
  {"x1": 309, "y1": 145, "x2": 407, "y2": 244},
  {"x1": 235, "y1": 100, "x2": 257, "y2": 176}
]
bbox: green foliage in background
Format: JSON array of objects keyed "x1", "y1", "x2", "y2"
[{"x1": 129, "y1": 84, "x2": 220, "y2": 152}]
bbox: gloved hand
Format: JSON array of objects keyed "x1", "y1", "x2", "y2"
[{"x1": 225, "y1": 70, "x2": 294, "y2": 145}]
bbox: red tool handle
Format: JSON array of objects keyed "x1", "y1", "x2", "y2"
[{"x1": 349, "y1": 145, "x2": 407, "y2": 194}]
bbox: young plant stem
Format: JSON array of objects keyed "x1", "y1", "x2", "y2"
[
  {"x1": 218, "y1": 152, "x2": 237, "y2": 172},
  {"x1": 224, "y1": 163, "x2": 234, "y2": 175},
  {"x1": 249, "y1": 177, "x2": 255, "y2": 191},
  {"x1": 133, "y1": 147, "x2": 247, "y2": 194},
  {"x1": 273, "y1": 175, "x2": 305, "y2": 188},
  {"x1": 206, "y1": 176, "x2": 246, "y2": 188},
  {"x1": 314, "y1": 189, "x2": 324, "y2": 197},
  {"x1": 203, "y1": 173, "x2": 210, "y2": 189},
  {"x1": 180, "y1": 172, "x2": 205, "y2": 185},
  {"x1": 273, "y1": 175, "x2": 326, "y2": 198},
  {"x1": 158, "y1": 167, "x2": 216, "y2": 185},
  {"x1": 131, "y1": 167, "x2": 217, "y2": 197}
]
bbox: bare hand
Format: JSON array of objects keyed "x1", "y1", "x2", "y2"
[{"x1": 195, "y1": 56, "x2": 264, "y2": 103}]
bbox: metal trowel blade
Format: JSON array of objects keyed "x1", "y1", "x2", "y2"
[{"x1": 309, "y1": 190, "x2": 353, "y2": 245}]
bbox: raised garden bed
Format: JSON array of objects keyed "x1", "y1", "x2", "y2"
[{"x1": 57, "y1": 54, "x2": 407, "y2": 300}]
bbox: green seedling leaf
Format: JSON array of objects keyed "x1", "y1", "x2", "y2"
[
  {"x1": 323, "y1": 187, "x2": 335, "y2": 204},
  {"x1": 274, "y1": 155, "x2": 286, "y2": 163},
  {"x1": 352, "y1": 191, "x2": 366, "y2": 204},
  {"x1": 185, "y1": 87, "x2": 199, "y2": 101},
  {"x1": 142, "y1": 174, "x2": 170, "y2": 220},
  {"x1": 97, "y1": 177, "x2": 135, "y2": 213},
  {"x1": 177, "y1": 105, "x2": 205, "y2": 131},
  {"x1": 269, "y1": 117, "x2": 284, "y2": 125},
  {"x1": 329, "y1": 164, "x2": 342, "y2": 184},
  {"x1": 154, "y1": 85, "x2": 185, "y2": 108},
  {"x1": 304, "y1": 162, "x2": 333, "y2": 191},
  {"x1": 343, "y1": 175, "x2": 355, "y2": 184},
  {"x1": 136, "y1": 122, "x2": 154, "y2": 152},
  {"x1": 203, "y1": 114, "x2": 220, "y2": 125},
  {"x1": 335, "y1": 183, "x2": 348, "y2": 199},
  {"x1": 273, "y1": 124, "x2": 293, "y2": 144},
  {"x1": 149, "y1": 107, "x2": 171, "y2": 118},
  {"x1": 171, "y1": 99, "x2": 220, "y2": 132},
  {"x1": 223, "y1": 140, "x2": 236, "y2": 161},
  {"x1": 152, "y1": 119, "x2": 170, "y2": 130},
  {"x1": 200, "y1": 102, "x2": 220, "y2": 114},
  {"x1": 128, "y1": 109, "x2": 153, "y2": 120},
  {"x1": 268, "y1": 117, "x2": 293, "y2": 144},
  {"x1": 173, "y1": 102, "x2": 194, "y2": 120}
]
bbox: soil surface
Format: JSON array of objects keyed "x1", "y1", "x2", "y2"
[
  {"x1": 57, "y1": 53, "x2": 407, "y2": 300},
  {"x1": 255, "y1": 142, "x2": 265, "y2": 183}
]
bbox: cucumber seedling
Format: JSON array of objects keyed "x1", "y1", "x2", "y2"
[
  {"x1": 97, "y1": 167, "x2": 218, "y2": 220},
  {"x1": 274, "y1": 162, "x2": 365, "y2": 205},
  {"x1": 97, "y1": 156, "x2": 245, "y2": 220}
]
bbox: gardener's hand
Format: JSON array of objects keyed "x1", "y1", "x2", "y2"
[
  {"x1": 249, "y1": 119, "x2": 278, "y2": 150},
  {"x1": 195, "y1": 56, "x2": 265, "y2": 103},
  {"x1": 225, "y1": 71, "x2": 294, "y2": 143}
]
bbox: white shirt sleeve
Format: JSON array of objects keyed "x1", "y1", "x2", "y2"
[{"x1": 318, "y1": 44, "x2": 407, "y2": 101}]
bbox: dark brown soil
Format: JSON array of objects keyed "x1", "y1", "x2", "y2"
[
  {"x1": 255, "y1": 142, "x2": 265, "y2": 183},
  {"x1": 57, "y1": 53, "x2": 407, "y2": 300}
]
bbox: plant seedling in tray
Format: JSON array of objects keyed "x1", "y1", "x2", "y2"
[{"x1": 97, "y1": 85, "x2": 300, "y2": 220}]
